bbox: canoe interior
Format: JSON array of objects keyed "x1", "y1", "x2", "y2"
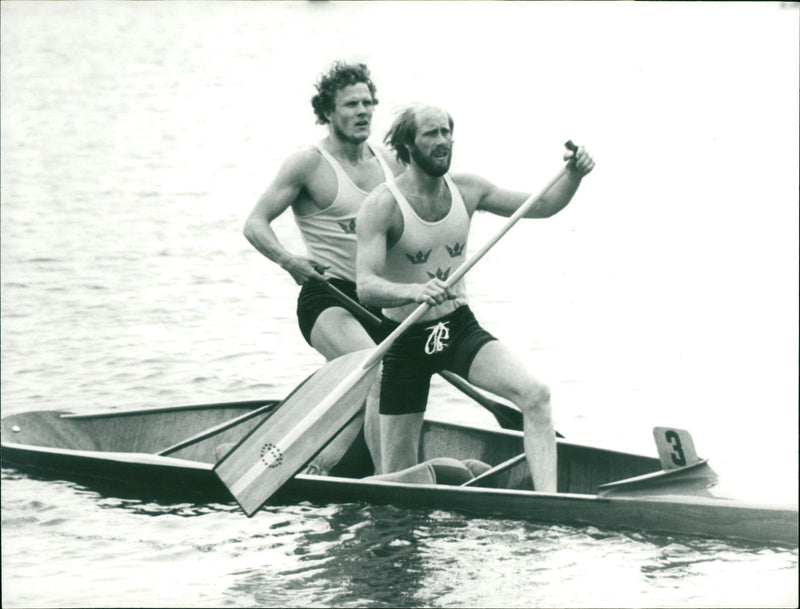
[
  {"x1": 1, "y1": 400, "x2": 662, "y2": 495},
  {"x1": 1, "y1": 401, "x2": 274, "y2": 458},
  {"x1": 419, "y1": 420, "x2": 661, "y2": 494}
]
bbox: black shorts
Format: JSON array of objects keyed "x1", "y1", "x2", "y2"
[
  {"x1": 296, "y1": 278, "x2": 387, "y2": 346},
  {"x1": 380, "y1": 305, "x2": 497, "y2": 415}
]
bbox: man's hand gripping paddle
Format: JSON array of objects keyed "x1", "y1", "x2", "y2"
[{"x1": 215, "y1": 141, "x2": 579, "y2": 516}]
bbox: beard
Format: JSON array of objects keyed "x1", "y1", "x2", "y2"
[
  {"x1": 332, "y1": 121, "x2": 369, "y2": 145},
  {"x1": 409, "y1": 144, "x2": 451, "y2": 177}
]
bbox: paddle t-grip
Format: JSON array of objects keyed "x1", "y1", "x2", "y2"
[{"x1": 565, "y1": 140, "x2": 578, "y2": 162}]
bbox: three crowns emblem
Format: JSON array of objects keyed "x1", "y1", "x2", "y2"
[
  {"x1": 427, "y1": 267, "x2": 451, "y2": 281},
  {"x1": 338, "y1": 219, "x2": 356, "y2": 234},
  {"x1": 406, "y1": 249, "x2": 432, "y2": 265},
  {"x1": 445, "y1": 242, "x2": 464, "y2": 257}
]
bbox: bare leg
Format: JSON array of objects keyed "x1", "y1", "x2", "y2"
[
  {"x1": 380, "y1": 411, "x2": 425, "y2": 474},
  {"x1": 362, "y1": 378, "x2": 382, "y2": 472},
  {"x1": 309, "y1": 306, "x2": 382, "y2": 473},
  {"x1": 466, "y1": 341, "x2": 557, "y2": 492}
]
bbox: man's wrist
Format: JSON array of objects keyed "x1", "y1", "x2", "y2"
[
  {"x1": 277, "y1": 253, "x2": 294, "y2": 270},
  {"x1": 566, "y1": 164, "x2": 585, "y2": 179}
]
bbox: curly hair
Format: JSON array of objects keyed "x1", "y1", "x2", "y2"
[
  {"x1": 384, "y1": 105, "x2": 454, "y2": 165},
  {"x1": 311, "y1": 62, "x2": 378, "y2": 125}
]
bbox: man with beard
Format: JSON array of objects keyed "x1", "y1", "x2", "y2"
[
  {"x1": 356, "y1": 105, "x2": 595, "y2": 489},
  {"x1": 243, "y1": 62, "x2": 403, "y2": 474}
]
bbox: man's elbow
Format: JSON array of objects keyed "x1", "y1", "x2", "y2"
[
  {"x1": 242, "y1": 216, "x2": 259, "y2": 244},
  {"x1": 528, "y1": 197, "x2": 563, "y2": 219},
  {"x1": 356, "y1": 277, "x2": 379, "y2": 307},
  {"x1": 356, "y1": 285, "x2": 375, "y2": 306}
]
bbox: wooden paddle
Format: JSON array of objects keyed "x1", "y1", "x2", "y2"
[
  {"x1": 460, "y1": 453, "x2": 526, "y2": 487},
  {"x1": 215, "y1": 145, "x2": 577, "y2": 516},
  {"x1": 317, "y1": 280, "x2": 567, "y2": 436}
]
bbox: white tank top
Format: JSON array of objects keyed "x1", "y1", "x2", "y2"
[
  {"x1": 382, "y1": 175, "x2": 470, "y2": 323},
  {"x1": 293, "y1": 142, "x2": 393, "y2": 282}
]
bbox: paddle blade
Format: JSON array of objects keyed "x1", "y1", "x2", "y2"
[{"x1": 214, "y1": 349, "x2": 378, "y2": 516}]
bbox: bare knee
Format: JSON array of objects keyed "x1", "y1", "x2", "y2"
[
  {"x1": 515, "y1": 380, "x2": 552, "y2": 424},
  {"x1": 310, "y1": 307, "x2": 375, "y2": 359}
]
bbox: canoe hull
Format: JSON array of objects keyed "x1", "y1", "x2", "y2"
[
  {"x1": 2, "y1": 442, "x2": 228, "y2": 501},
  {"x1": 287, "y1": 474, "x2": 798, "y2": 546},
  {"x1": 2, "y1": 402, "x2": 797, "y2": 546}
]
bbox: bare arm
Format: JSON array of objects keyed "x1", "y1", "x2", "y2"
[
  {"x1": 356, "y1": 187, "x2": 452, "y2": 308},
  {"x1": 464, "y1": 144, "x2": 595, "y2": 219},
  {"x1": 243, "y1": 149, "x2": 327, "y2": 285}
]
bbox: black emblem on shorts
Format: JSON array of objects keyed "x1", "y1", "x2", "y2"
[
  {"x1": 260, "y1": 443, "x2": 284, "y2": 469},
  {"x1": 446, "y1": 242, "x2": 464, "y2": 257},
  {"x1": 406, "y1": 249, "x2": 432, "y2": 264},
  {"x1": 427, "y1": 267, "x2": 451, "y2": 281},
  {"x1": 338, "y1": 219, "x2": 356, "y2": 234}
]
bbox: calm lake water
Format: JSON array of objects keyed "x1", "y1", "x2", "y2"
[{"x1": 1, "y1": 2, "x2": 798, "y2": 607}]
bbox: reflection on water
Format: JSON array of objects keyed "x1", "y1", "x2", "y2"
[{"x1": 231, "y1": 505, "x2": 429, "y2": 607}]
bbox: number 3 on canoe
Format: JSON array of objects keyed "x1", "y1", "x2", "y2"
[{"x1": 653, "y1": 427, "x2": 700, "y2": 470}]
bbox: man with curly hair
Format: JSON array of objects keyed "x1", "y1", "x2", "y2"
[{"x1": 243, "y1": 62, "x2": 403, "y2": 474}]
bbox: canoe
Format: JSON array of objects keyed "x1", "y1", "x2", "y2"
[{"x1": 1, "y1": 400, "x2": 796, "y2": 546}]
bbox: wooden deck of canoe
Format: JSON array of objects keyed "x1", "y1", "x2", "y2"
[{"x1": 1, "y1": 400, "x2": 797, "y2": 546}]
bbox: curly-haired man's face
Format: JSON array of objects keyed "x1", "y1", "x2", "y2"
[{"x1": 327, "y1": 83, "x2": 375, "y2": 145}]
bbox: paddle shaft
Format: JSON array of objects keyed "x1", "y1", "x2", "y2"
[
  {"x1": 362, "y1": 157, "x2": 575, "y2": 369},
  {"x1": 461, "y1": 452, "x2": 526, "y2": 487}
]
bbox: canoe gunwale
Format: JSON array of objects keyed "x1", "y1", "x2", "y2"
[
  {"x1": 58, "y1": 400, "x2": 279, "y2": 420},
  {"x1": 2, "y1": 441, "x2": 215, "y2": 470}
]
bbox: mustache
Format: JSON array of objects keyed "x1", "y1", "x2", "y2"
[{"x1": 432, "y1": 145, "x2": 451, "y2": 155}]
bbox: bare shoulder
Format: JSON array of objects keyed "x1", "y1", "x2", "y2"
[
  {"x1": 363, "y1": 183, "x2": 397, "y2": 213},
  {"x1": 359, "y1": 183, "x2": 401, "y2": 229},
  {"x1": 279, "y1": 145, "x2": 324, "y2": 181},
  {"x1": 449, "y1": 172, "x2": 495, "y2": 213},
  {"x1": 373, "y1": 144, "x2": 405, "y2": 177}
]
